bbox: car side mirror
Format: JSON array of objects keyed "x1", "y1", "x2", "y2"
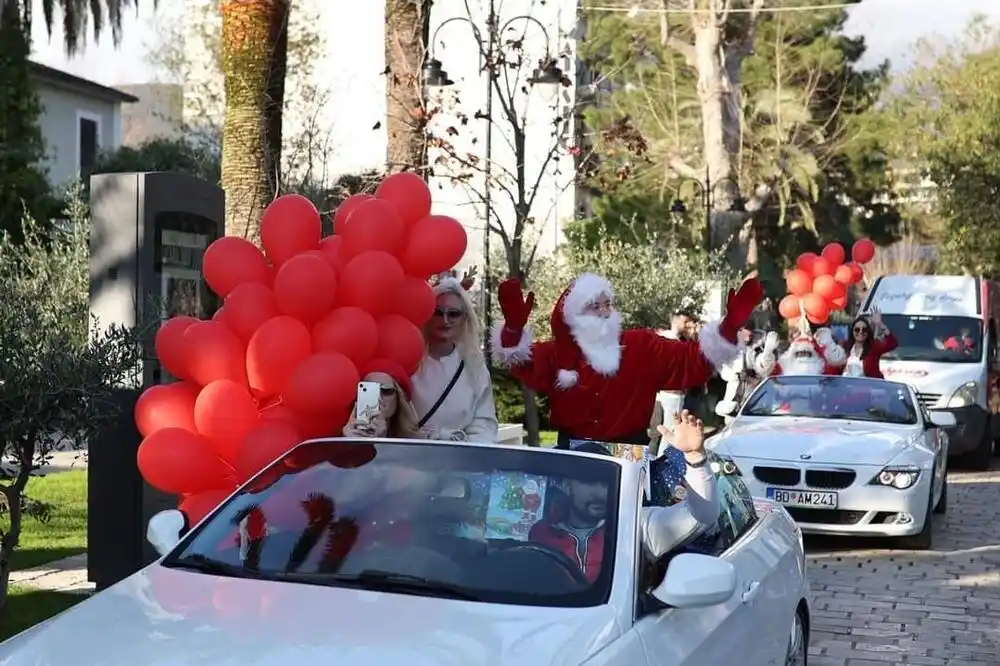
[
  {"x1": 651, "y1": 553, "x2": 737, "y2": 609},
  {"x1": 147, "y1": 509, "x2": 187, "y2": 557},
  {"x1": 928, "y1": 411, "x2": 957, "y2": 428}
]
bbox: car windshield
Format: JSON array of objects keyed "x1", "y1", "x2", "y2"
[
  {"x1": 879, "y1": 314, "x2": 982, "y2": 363},
  {"x1": 741, "y1": 376, "x2": 918, "y2": 425},
  {"x1": 162, "y1": 440, "x2": 620, "y2": 608}
]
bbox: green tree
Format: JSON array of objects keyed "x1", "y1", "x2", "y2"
[
  {"x1": 579, "y1": 0, "x2": 895, "y2": 266},
  {"x1": 885, "y1": 17, "x2": 1000, "y2": 276},
  {"x1": 88, "y1": 138, "x2": 222, "y2": 185},
  {"x1": 0, "y1": 189, "x2": 143, "y2": 614}
]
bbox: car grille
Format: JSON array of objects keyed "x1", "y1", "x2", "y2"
[
  {"x1": 786, "y1": 508, "x2": 865, "y2": 525},
  {"x1": 917, "y1": 392, "x2": 941, "y2": 408},
  {"x1": 805, "y1": 469, "x2": 856, "y2": 489},
  {"x1": 753, "y1": 466, "x2": 800, "y2": 486}
]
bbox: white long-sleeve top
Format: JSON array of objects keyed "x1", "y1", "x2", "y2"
[
  {"x1": 642, "y1": 464, "x2": 719, "y2": 558},
  {"x1": 411, "y1": 349, "x2": 499, "y2": 443}
]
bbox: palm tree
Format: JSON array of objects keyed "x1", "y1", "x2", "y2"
[
  {"x1": 219, "y1": 0, "x2": 290, "y2": 240},
  {"x1": 28, "y1": 0, "x2": 149, "y2": 54},
  {"x1": 385, "y1": 0, "x2": 430, "y2": 174}
]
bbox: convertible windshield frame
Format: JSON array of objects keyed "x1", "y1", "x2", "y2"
[
  {"x1": 739, "y1": 376, "x2": 919, "y2": 425},
  {"x1": 161, "y1": 439, "x2": 623, "y2": 609}
]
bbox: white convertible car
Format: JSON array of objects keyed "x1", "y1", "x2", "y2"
[
  {"x1": 711, "y1": 375, "x2": 954, "y2": 549},
  {"x1": 0, "y1": 438, "x2": 810, "y2": 666}
]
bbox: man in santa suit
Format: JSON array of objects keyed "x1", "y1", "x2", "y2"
[
  {"x1": 756, "y1": 320, "x2": 846, "y2": 376},
  {"x1": 491, "y1": 272, "x2": 764, "y2": 449}
]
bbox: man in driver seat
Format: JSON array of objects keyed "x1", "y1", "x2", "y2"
[{"x1": 528, "y1": 411, "x2": 719, "y2": 582}]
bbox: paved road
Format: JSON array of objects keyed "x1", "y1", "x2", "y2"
[{"x1": 806, "y1": 465, "x2": 1000, "y2": 665}]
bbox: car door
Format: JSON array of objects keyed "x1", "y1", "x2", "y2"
[{"x1": 633, "y1": 459, "x2": 797, "y2": 666}]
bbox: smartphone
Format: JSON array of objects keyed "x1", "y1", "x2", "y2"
[{"x1": 356, "y1": 381, "x2": 381, "y2": 422}]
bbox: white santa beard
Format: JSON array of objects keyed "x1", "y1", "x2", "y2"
[
  {"x1": 567, "y1": 311, "x2": 623, "y2": 375},
  {"x1": 779, "y1": 349, "x2": 825, "y2": 375}
]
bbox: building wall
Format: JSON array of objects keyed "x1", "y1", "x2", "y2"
[
  {"x1": 118, "y1": 83, "x2": 184, "y2": 145},
  {"x1": 36, "y1": 84, "x2": 122, "y2": 187}
]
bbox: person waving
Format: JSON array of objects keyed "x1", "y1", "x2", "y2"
[{"x1": 841, "y1": 307, "x2": 897, "y2": 379}]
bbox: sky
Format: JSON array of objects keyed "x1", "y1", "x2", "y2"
[{"x1": 28, "y1": 0, "x2": 1000, "y2": 87}]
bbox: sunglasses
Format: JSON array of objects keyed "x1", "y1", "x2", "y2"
[
  {"x1": 378, "y1": 385, "x2": 396, "y2": 396},
  {"x1": 434, "y1": 307, "x2": 465, "y2": 321},
  {"x1": 853, "y1": 327, "x2": 869, "y2": 335}
]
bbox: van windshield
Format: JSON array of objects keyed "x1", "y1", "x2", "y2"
[{"x1": 880, "y1": 315, "x2": 983, "y2": 363}]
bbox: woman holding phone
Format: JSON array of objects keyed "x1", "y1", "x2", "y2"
[
  {"x1": 411, "y1": 271, "x2": 499, "y2": 442},
  {"x1": 342, "y1": 359, "x2": 427, "y2": 439}
]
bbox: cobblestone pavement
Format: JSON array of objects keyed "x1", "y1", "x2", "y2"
[{"x1": 805, "y1": 465, "x2": 1000, "y2": 665}]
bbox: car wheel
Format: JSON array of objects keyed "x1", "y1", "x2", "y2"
[
  {"x1": 963, "y1": 427, "x2": 993, "y2": 471},
  {"x1": 899, "y1": 489, "x2": 934, "y2": 551},
  {"x1": 933, "y1": 473, "x2": 948, "y2": 515},
  {"x1": 785, "y1": 607, "x2": 808, "y2": 666}
]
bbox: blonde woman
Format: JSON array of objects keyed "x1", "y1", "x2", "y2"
[
  {"x1": 411, "y1": 274, "x2": 499, "y2": 442},
  {"x1": 342, "y1": 360, "x2": 428, "y2": 439}
]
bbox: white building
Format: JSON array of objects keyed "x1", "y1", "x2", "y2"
[{"x1": 176, "y1": 0, "x2": 581, "y2": 267}]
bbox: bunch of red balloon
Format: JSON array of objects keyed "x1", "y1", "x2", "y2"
[
  {"x1": 778, "y1": 239, "x2": 875, "y2": 325},
  {"x1": 134, "y1": 172, "x2": 467, "y2": 524}
]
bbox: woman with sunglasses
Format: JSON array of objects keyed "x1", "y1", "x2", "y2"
[
  {"x1": 343, "y1": 359, "x2": 428, "y2": 438},
  {"x1": 410, "y1": 274, "x2": 499, "y2": 442},
  {"x1": 841, "y1": 306, "x2": 898, "y2": 379}
]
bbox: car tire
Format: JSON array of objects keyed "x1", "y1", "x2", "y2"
[
  {"x1": 900, "y1": 490, "x2": 934, "y2": 551},
  {"x1": 933, "y1": 473, "x2": 948, "y2": 515},
  {"x1": 785, "y1": 606, "x2": 808, "y2": 666},
  {"x1": 963, "y1": 427, "x2": 993, "y2": 471}
]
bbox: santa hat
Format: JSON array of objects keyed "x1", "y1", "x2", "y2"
[
  {"x1": 362, "y1": 358, "x2": 413, "y2": 398},
  {"x1": 550, "y1": 273, "x2": 614, "y2": 389}
]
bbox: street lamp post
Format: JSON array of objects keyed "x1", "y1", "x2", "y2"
[
  {"x1": 669, "y1": 168, "x2": 747, "y2": 252},
  {"x1": 422, "y1": 1, "x2": 564, "y2": 370}
]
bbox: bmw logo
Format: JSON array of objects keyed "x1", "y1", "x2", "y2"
[{"x1": 800, "y1": 454, "x2": 812, "y2": 460}]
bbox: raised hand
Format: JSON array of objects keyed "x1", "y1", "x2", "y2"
[
  {"x1": 720, "y1": 271, "x2": 765, "y2": 343},
  {"x1": 763, "y1": 331, "x2": 780, "y2": 353},
  {"x1": 460, "y1": 266, "x2": 478, "y2": 291},
  {"x1": 497, "y1": 278, "x2": 535, "y2": 346},
  {"x1": 658, "y1": 410, "x2": 706, "y2": 462}
]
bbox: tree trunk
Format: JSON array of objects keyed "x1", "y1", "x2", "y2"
[
  {"x1": 220, "y1": 0, "x2": 290, "y2": 240},
  {"x1": 385, "y1": 0, "x2": 430, "y2": 174},
  {"x1": 522, "y1": 387, "x2": 540, "y2": 446},
  {"x1": 0, "y1": 484, "x2": 23, "y2": 616}
]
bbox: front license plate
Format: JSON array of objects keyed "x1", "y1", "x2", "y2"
[{"x1": 766, "y1": 487, "x2": 838, "y2": 509}]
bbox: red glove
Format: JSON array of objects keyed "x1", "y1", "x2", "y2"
[
  {"x1": 498, "y1": 278, "x2": 535, "y2": 347},
  {"x1": 720, "y1": 274, "x2": 765, "y2": 343}
]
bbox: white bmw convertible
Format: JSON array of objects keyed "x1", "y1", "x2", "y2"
[
  {"x1": 0, "y1": 438, "x2": 810, "y2": 666},
  {"x1": 710, "y1": 375, "x2": 954, "y2": 549}
]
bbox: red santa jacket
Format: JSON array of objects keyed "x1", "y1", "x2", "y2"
[
  {"x1": 838, "y1": 334, "x2": 898, "y2": 379},
  {"x1": 528, "y1": 519, "x2": 605, "y2": 583},
  {"x1": 508, "y1": 329, "x2": 715, "y2": 441}
]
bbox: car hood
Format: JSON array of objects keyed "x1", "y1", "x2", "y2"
[
  {"x1": 0, "y1": 566, "x2": 620, "y2": 666},
  {"x1": 710, "y1": 417, "x2": 917, "y2": 465}
]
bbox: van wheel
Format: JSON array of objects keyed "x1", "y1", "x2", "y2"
[{"x1": 964, "y1": 428, "x2": 993, "y2": 471}]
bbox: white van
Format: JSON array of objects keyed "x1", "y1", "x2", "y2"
[{"x1": 861, "y1": 275, "x2": 1000, "y2": 469}]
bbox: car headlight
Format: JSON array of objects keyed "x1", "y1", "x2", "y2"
[
  {"x1": 710, "y1": 455, "x2": 741, "y2": 476},
  {"x1": 948, "y1": 382, "x2": 979, "y2": 408},
  {"x1": 871, "y1": 466, "x2": 920, "y2": 489}
]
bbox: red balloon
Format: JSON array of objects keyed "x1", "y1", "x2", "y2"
[
  {"x1": 393, "y1": 277, "x2": 436, "y2": 326},
  {"x1": 203, "y1": 237, "x2": 270, "y2": 298},
  {"x1": 195, "y1": 380, "x2": 261, "y2": 463},
  {"x1": 812, "y1": 274, "x2": 839, "y2": 300},
  {"x1": 225, "y1": 283, "x2": 279, "y2": 342},
  {"x1": 299, "y1": 409, "x2": 352, "y2": 440},
  {"x1": 852, "y1": 239, "x2": 876, "y2": 264},
  {"x1": 234, "y1": 421, "x2": 303, "y2": 483},
  {"x1": 333, "y1": 194, "x2": 375, "y2": 233},
  {"x1": 400, "y1": 215, "x2": 468, "y2": 278},
  {"x1": 179, "y1": 487, "x2": 236, "y2": 526},
  {"x1": 212, "y1": 307, "x2": 230, "y2": 324},
  {"x1": 318, "y1": 236, "x2": 344, "y2": 273},
  {"x1": 340, "y1": 251, "x2": 405, "y2": 315},
  {"x1": 785, "y1": 269, "x2": 812, "y2": 297},
  {"x1": 795, "y1": 252, "x2": 819, "y2": 273},
  {"x1": 137, "y1": 428, "x2": 230, "y2": 495},
  {"x1": 801, "y1": 293, "x2": 830, "y2": 323},
  {"x1": 260, "y1": 404, "x2": 301, "y2": 427},
  {"x1": 183, "y1": 321, "x2": 247, "y2": 387},
  {"x1": 833, "y1": 264, "x2": 854, "y2": 285},
  {"x1": 312, "y1": 306, "x2": 379, "y2": 365},
  {"x1": 282, "y1": 353, "x2": 360, "y2": 416},
  {"x1": 778, "y1": 295, "x2": 801, "y2": 320},
  {"x1": 247, "y1": 316, "x2": 313, "y2": 397},
  {"x1": 821, "y1": 242, "x2": 845, "y2": 267},
  {"x1": 831, "y1": 294, "x2": 848, "y2": 310},
  {"x1": 846, "y1": 262, "x2": 864, "y2": 284},
  {"x1": 260, "y1": 194, "x2": 322, "y2": 266},
  {"x1": 273, "y1": 253, "x2": 338, "y2": 323},
  {"x1": 340, "y1": 199, "x2": 406, "y2": 259},
  {"x1": 155, "y1": 316, "x2": 197, "y2": 379},
  {"x1": 811, "y1": 257, "x2": 832, "y2": 277},
  {"x1": 375, "y1": 314, "x2": 426, "y2": 374},
  {"x1": 135, "y1": 381, "x2": 200, "y2": 437},
  {"x1": 375, "y1": 172, "x2": 432, "y2": 227}
]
